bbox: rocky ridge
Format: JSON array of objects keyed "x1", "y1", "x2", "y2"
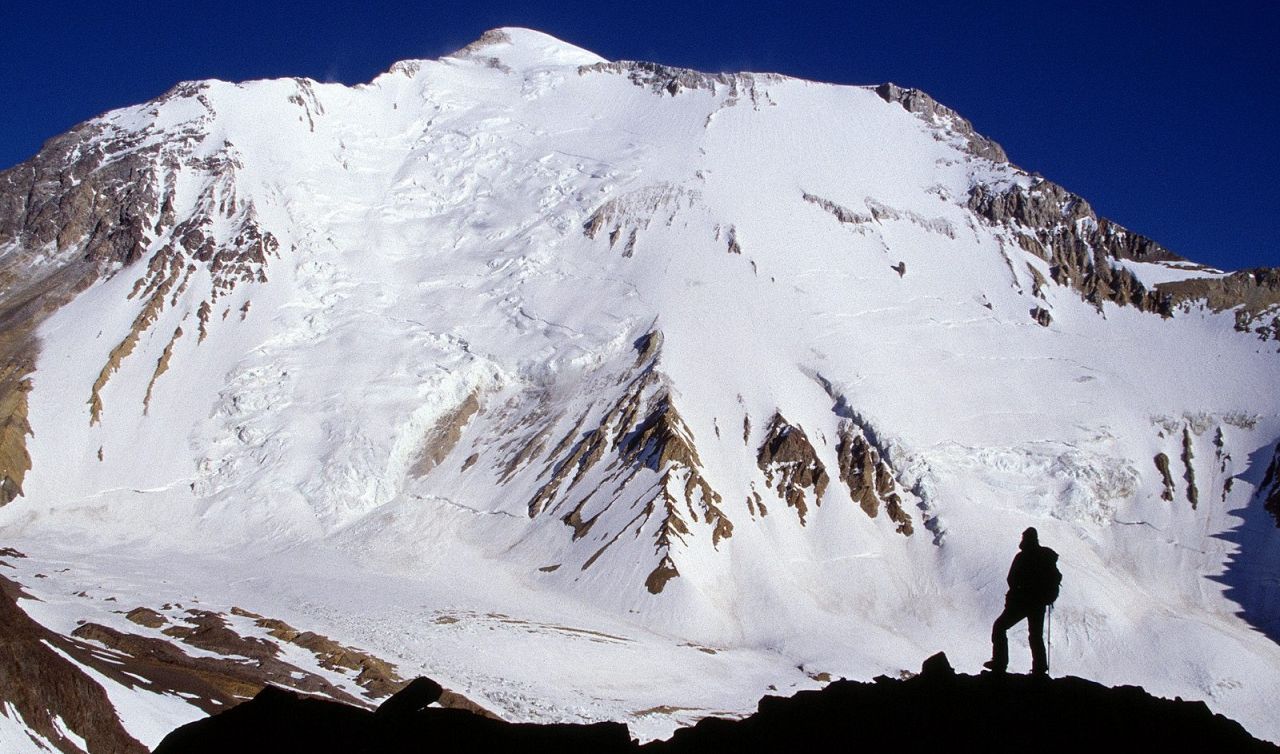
[
  {"x1": 957, "y1": 143, "x2": 1280, "y2": 337},
  {"x1": 871, "y1": 82, "x2": 1280, "y2": 335},
  {"x1": 873, "y1": 82, "x2": 1008, "y2": 163},
  {"x1": 150, "y1": 652, "x2": 1279, "y2": 754},
  {"x1": 967, "y1": 179, "x2": 1173, "y2": 314}
]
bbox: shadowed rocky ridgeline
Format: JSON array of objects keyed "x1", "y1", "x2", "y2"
[{"x1": 154, "y1": 653, "x2": 1277, "y2": 754}]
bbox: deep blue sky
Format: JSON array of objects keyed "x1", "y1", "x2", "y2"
[{"x1": 3, "y1": 1, "x2": 1276, "y2": 270}]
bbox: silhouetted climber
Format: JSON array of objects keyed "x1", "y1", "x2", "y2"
[{"x1": 985, "y1": 527, "x2": 1061, "y2": 676}]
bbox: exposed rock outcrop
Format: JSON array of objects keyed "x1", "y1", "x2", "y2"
[
  {"x1": 873, "y1": 83, "x2": 1008, "y2": 163},
  {"x1": 448, "y1": 28, "x2": 515, "y2": 58},
  {"x1": 1157, "y1": 269, "x2": 1280, "y2": 341},
  {"x1": 1, "y1": 84, "x2": 278, "y2": 478},
  {"x1": 2, "y1": 571, "x2": 505, "y2": 752},
  {"x1": 410, "y1": 391, "x2": 482, "y2": 476},
  {"x1": 801, "y1": 192, "x2": 873, "y2": 226},
  {"x1": 89, "y1": 267, "x2": 180, "y2": 425},
  {"x1": 969, "y1": 172, "x2": 1277, "y2": 334},
  {"x1": 0, "y1": 575, "x2": 149, "y2": 753},
  {"x1": 802, "y1": 191, "x2": 955, "y2": 238},
  {"x1": 0, "y1": 128, "x2": 141, "y2": 494},
  {"x1": 756, "y1": 414, "x2": 829, "y2": 525},
  {"x1": 71, "y1": 620, "x2": 354, "y2": 709},
  {"x1": 1182, "y1": 427, "x2": 1199, "y2": 509},
  {"x1": 0, "y1": 83, "x2": 273, "y2": 295},
  {"x1": 227, "y1": 607, "x2": 404, "y2": 698},
  {"x1": 519, "y1": 332, "x2": 730, "y2": 593},
  {"x1": 82, "y1": 605, "x2": 402, "y2": 704},
  {"x1": 835, "y1": 423, "x2": 912, "y2": 535},
  {"x1": 968, "y1": 179, "x2": 1176, "y2": 313},
  {"x1": 580, "y1": 61, "x2": 777, "y2": 106},
  {"x1": 1154, "y1": 453, "x2": 1175, "y2": 502},
  {"x1": 644, "y1": 555, "x2": 680, "y2": 596},
  {"x1": 125, "y1": 606, "x2": 168, "y2": 628},
  {"x1": 621, "y1": 394, "x2": 733, "y2": 544},
  {"x1": 3, "y1": 545, "x2": 519, "y2": 741},
  {"x1": 0, "y1": 361, "x2": 33, "y2": 505},
  {"x1": 86, "y1": 143, "x2": 278, "y2": 425},
  {"x1": 582, "y1": 183, "x2": 699, "y2": 257},
  {"x1": 143, "y1": 325, "x2": 184, "y2": 414},
  {"x1": 0, "y1": 121, "x2": 161, "y2": 273},
  {"x1": 0, "y1": 261, "x2": 98, "y2": 504}
]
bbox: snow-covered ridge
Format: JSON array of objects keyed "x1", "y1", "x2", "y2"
[{"x1": 0, "y1": 27, "x2": 1277, "y2": 749}]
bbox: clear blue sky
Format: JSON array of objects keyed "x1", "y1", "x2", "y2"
[{"x1": 3, "y1": 1, "x2": 1276, "y2": 271}]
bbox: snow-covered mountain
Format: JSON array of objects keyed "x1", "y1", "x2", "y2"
[{"x1": 0, "y1": 27, "x2": 1278, "y2": 751}]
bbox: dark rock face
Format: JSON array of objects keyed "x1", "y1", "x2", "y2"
[
  {"x1": 62, "y1": 607, "x2": 388, "y2": 708},
  {"x1": 64, "y1": 620, "x2": 321, "y2": 711},
  {"x1": 152, "y1": 653, "x2": 1278, "y2": 754},
  {"x1": 0, "y1": 348, "x2": 35, "y2": 505},
  {"x1": 1261, "y1": 445, "x2": 1280, "y2": 527},
  {"x1": 801, "y1": 191, "x2": 873, "y2": 225},
  {"x1": 0, "y1": 81, "x2": 270, "y2": 281},
  {"x1": 228, "y1": 607, "x2": 405, "y2": 699}
]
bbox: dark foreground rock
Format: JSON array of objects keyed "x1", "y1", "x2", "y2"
[
  {"x1": 651, "y1": 652, "x2": 1277, "y2": 754},
  {"x1": 153, "y1": 676, "x2": 634, "y2": 754},
  {"x1": 153, "y1": 652, "x2": 1276, "y2": 754}
]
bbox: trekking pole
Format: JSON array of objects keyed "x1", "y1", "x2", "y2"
[{"x1": 1047, "y1": 602, "x2": 1053, "y2": 673}]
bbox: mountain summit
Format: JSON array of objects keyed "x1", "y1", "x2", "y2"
[
  {"x1": 0, "y1": 28, "x2": 1277, "y2": 751},
  {"x1": 444, "y1": 27, "x2": 609, "y2": 68}
]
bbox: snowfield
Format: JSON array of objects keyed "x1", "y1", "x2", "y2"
[{"x1": 0, "y1": 27, "x2": 1277, "y2": 748}]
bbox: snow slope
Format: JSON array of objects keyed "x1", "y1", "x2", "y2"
[{"x1": 0, "y1": 27, "x2": 1277, "y2": 748}]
